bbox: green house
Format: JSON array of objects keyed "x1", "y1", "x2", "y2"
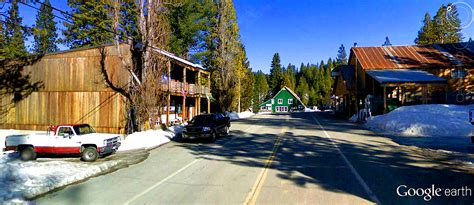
[{"x1": 259, "y1": 86, "x2": 306, "y2": 113}]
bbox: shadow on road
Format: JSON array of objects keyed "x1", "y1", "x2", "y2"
[{"x1": 175, "y1": 112, "x2": 474, "y2": 204}]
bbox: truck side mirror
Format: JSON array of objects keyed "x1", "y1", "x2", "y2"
[{"x1": 64, "y1": 133, "x2": 71, "y2": 139}]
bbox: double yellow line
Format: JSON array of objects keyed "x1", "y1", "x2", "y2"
[{"x1": 244, "y1": 127, "x2": 285, "y2": 205}]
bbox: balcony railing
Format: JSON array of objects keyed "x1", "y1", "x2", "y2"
[{"x1": 163, "y1": 80, "x2": 210, "y2": 95}]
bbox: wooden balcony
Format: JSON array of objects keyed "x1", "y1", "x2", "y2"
[{"x1": 163, "y1": 80, "x2": 210, "y2": 96}]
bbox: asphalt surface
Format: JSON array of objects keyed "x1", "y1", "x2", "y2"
[{"x1": 36, "y1": 112, "x2": 474, "y2": 205}]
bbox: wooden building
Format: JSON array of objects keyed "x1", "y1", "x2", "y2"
[
  {"x1": 0, "y1": 44, "x2": 210, "y2": 134},
  {"x1": 333, "y1": 42, "x2": 474, "y2": 117},
  {"x1": 258, "y1": 87, "x2": 305, "y2": 113}
]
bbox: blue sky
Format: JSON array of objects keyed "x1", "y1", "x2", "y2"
[{"x1": 6, "y1": 0, "x2": 474, "y2": 73}]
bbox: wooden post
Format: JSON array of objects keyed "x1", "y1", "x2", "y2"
[
  {"x1": 207, "y1": 74, "x2": 211, "y2": 113},
  {"x1": 422, "y1": 84, "x2": 427, "y2": 104},
  {"x1": 445, "y1": 84, "x2": 448, "y2": 103},
  {"x1": 182, "y1": 67, "x2": 187, "y2": 122},
  {"x1": 372, "y1": 79, "x2": 375, "y2": 95},
  {"x1": 401, "y1": 86, "x2": 405, "y2": 105},
  {"x1": 397, "y1": 86, "x2": 400, "y2": 105},
  {"x1": 383, "y1": 85, "x2": 387, "y2": 113},
  {"x1": 166, "y1": 61, "x2": 171, "y2": 125}
]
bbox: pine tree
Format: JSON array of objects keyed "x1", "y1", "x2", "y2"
[
  {"x1": 5, "y1": 0, "x2": 28, "y2": 59},
  {"x1": 33, "y1": 0, "x2": 59, "y2": 54},
  {"x1": 253, "y1": 71, "x2": 269, "y2": 103},
  {"x1": 382, "y1": 36, "x2": 392, "y2": 46},
  {"x1": 445, "y1": 3, "x2": 462, "y2": 43},
  {"x1": 415, "y1": 13, "x2": 435, "y2": 44},
  {"x1": 336, "y1": 44, "x2": 347, "y2": 65},
  {"x1": 168, "y1": 0, "x2": 208, "y2": 59},
  {"x1": 119, "y1": 0, "x2": 140, "y2": 42},
  {"x1": 0, "y1": 16, "x2": 6, "y2": 60},
  {"x1": 417, "y1": 4, "x2": 462, "y2": 44},
  {"x1": 296, "y1": 76, "x2": 309, "y2": 105},
  {"x1": 63, "y1": 0, "x2": 113, "y2": 48},
  {"x1": 210, "y1": 0, "x2": 242, "y2": 112},
  {"x1": 269, "y1": 53, "x2": 283, "y2": 94}
]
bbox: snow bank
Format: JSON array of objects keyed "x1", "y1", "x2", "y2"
[
  {"x1": 365, "y1": 104, "x2": 474, "y2": 137},
  {"x1": 0, "y1": 153, "x2": 120, "y2": 204},
  {"x1": 227, "y1": 111, "x2": 255, "y2": 120},
  {"x1": 118, "y1": 125, "x2": 183, "y2": 151}
]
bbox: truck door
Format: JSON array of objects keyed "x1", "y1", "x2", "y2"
[{"x1": 55, "y1": 126, "x2": 81, "y2": 153}]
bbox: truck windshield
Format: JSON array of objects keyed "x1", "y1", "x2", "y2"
[
  {"x1": 190, "y1": 115, "x2": 213, "y2": 124},
  {"x1": 73, "y1": 125, "x2": 96, "y2": 135}
]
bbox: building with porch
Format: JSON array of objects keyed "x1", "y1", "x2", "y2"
[
  {"x1": 333, "y1": 42, "x2": 474, "y2": 117},
  {"x1": 259, "y1": 87, "x2": 305, "y2": 113},
  {"x1": 0, "y1": 44, "x2": 211, "y2": 134}
]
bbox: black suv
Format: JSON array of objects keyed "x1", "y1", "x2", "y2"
[{"x1": 182, "y1": 113, "x2": 231, "y2": 142}]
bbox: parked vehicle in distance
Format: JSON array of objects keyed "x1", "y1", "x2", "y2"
[
  {"x1": 182, "y1": 113, "x2": 231, "y2": 142},
  {"x1": 4, "y1": 124, "x2": 121, "y2": 162}
]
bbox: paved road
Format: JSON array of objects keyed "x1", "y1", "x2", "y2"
[{"x1": 36, "y1": 112, "x2": 474, "y2": 204}]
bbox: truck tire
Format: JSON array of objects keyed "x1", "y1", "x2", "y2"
[
  {"x1": 20, "y1": 147, "x2": 37, "y2": 161},
  {"x1": 81, "y1": 146, "x2": 98, "y2": 162}
]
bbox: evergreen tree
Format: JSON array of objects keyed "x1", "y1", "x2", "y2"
[
  {"x1": 0, "y1": 17, "x2": 6, "y2": 60},
  {"x1": 296, "y1": 76, "x2": 309, "y2": 105},
  {"x1": 253, "y1": 71, "x2": 269, "y2": 104},
  {"x1": 416, "y1": 4, "x2": 462, "y2": 44},
  {"x1": 119, "y1": 0, "x2": 140, "y2": 42},
  {"x1": 5, "y1": 0, "x2": 28, "y2": 59},
  {"x1": 382, "y1": 36, "x2": 392, "y2": 46},
  {"x1": 444, "y1": 3, "x2": 462, "y2": 43},
  {"x1": 269, "y1": 53, "x2": 283, "y2": 94},
  {"x1": 63, "y1": 0, "x2": 113, "y2": 48},
  {"x1": 415, "y1": 13, "x2": 435, "y2": 44},
  {"x1": 168, "y1": 0, "x2": 208, "y2": 59},
  {"x1": 209, "y1": 0, "x2": 242, "y2": 112},
  {"x1": 33, "y1": 0, "x2": 59, "y2": 54},
  {"x1": 336, "y1": 44, "x2": 347, "y2": 65}
]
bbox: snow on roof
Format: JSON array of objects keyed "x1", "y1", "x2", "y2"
[
  {"x1": 153, "y1": 48, "x2": 205, "y2": 70},
  {"x1": 366, "y1": 69, "x2": 447, "y2": 84}
]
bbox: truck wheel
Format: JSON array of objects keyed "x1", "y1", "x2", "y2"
[
  {"x1": 20, "y1": 147, "x2": 37, "y2": 161},
  {"x1": 81, "y1": 147, "x2": 98, "y2": 162}
]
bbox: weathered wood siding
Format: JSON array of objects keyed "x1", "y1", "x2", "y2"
[{"x1": 0, "y1": 44, "x2": 131, "y2": 133}]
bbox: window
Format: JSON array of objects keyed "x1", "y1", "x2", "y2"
[
  {"x1": 58, "y1": 127, "x2": 74, "y2": 137},
  {"x1": 288, "y1": 99, "x2": 293, "y2": 104},
  {"x1": 278, "y1": 99, "x2": 283, "y2": 104}
]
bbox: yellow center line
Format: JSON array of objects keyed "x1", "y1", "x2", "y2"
[{"x1": 244, "y1": 126, "x2": 286, "y2": 205}]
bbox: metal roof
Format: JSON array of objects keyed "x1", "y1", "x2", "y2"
[
  {"x1": 351, "y1": 43, "x2": 474, "y2": 70},
  {"x1": 366, "y1": 69, "x2": 447, "y2": 84}
]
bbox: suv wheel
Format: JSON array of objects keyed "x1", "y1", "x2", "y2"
[
  {"x1": 208, "y1": 131, "x2": 217, "y2": 143},
  {"x1": 224, "y1": 126, "x2": 230, "y2": 135},
  {"x1": 20, "y1": 147, "x2": 37, "y2": 161},
  {"x1": 81, "y1": 146, "x2": 99, "y2": 162}
]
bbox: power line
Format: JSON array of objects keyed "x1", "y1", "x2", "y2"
[{"x1": 18, "y1": 1, "x2": 73, "y2": 24}]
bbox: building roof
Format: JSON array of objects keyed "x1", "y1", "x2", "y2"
[
  {"x1": 340, "y1": 65, "x2": 355, "y2": 89},
  {"x1": 351, "y1": 42, "x2": 474, "y2": 70},
  {"x1": 366, "y1": 69, "x2": 447, "y2": 84},
  {"x1": 259, "y1": 86, "x2": 306, "y2": 107}
]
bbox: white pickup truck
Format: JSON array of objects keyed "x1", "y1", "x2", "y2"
[{"x1": 3, "y1": 124, "x2": 121, "y2": 162}]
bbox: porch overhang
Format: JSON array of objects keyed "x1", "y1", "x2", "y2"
[{"x1": 366, "y1": 69, "x2": 447, "y2": 86}]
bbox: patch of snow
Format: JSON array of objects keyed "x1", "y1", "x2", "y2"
[
  {"x1": 227, "y1": 111, "x2": 255, "y2": 120},
  {"x1": 0, "y1": 153, "x2": 120, "y2": 204},
  {"x1": 349, "y1": 113, "x2": 358, "y2": 122},
  {"x1": 118, "y1": 125, "x2": 182, "y2": 152},
  {"x1": 365, "y1": 104, "x2": 474, "y2": 137},
  {"x1": 304, "y1": 107, "x2": 319, "y2": 112}
]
